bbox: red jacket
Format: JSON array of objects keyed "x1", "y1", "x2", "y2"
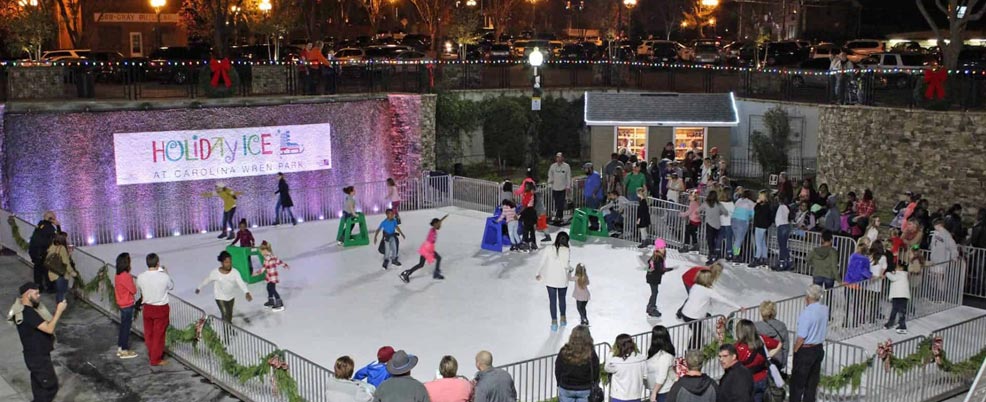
[
  {"x1": 115, "y1": 272, "x2": 137, "y2": 308},
  {"x1": 736, "y1": 335, "x2": 779, "y2": 383}
]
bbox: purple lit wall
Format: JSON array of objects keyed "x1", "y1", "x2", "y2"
[{"x1": 0, "y1": 95, "x2": 435, "y2": 243}]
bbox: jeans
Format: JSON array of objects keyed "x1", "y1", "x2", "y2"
[
  {"x1": 118, "y1": 306, "x2": 134, "y2": 350},
  {"x1": 553, "y1": 190, "x2": 567, "y2": 221},
  {"x1": 267, "y1": 282, "x2": 281, "y2": 301},
  {"x1": 384, "y1": 234, "x2": 399, "y2": 261},
  {"x1": 576, "y1": 300, "x2": 588, "y2": 322},
  {"x1": 755, "y1": 227, "x2": 768, "y2": 259},
  {"x1": 732, "y1": 219, "x2": 750, "y2": 258},
  {"x1": 753, "y1": 379, "x2": 767, "y2": 402},
  {"x1": 216, "y1": 299, "x2": 235, "y2": 323},
  {"x1": 585, "y1": 195, "x2": 602, "y2": 210},
  {"x1": 705, "y1": 224, "x2": 720, "y2": 259},
  {"x1": 655, "y1": 394, "x2": 667, "y2": 402},
  {"x1": 507, "y1": 221, "x2": 522, "y2": 245},
  {"x1": 54, "y1": 276, "x2": 68, "y2": 303},
  {"x1": 718, "y1": 225, "x2": 734, "y2": 259},
  {"x1": 886, "y1": 297, "x2": 908, "y2": 329},
  {"x1": 777, "y1": 224, "x2": 792, "y2": 270},
  {"x1": 605, "y1": 213, "x2": 623, "y2": 232},
  {"x1": 558, "y1": 387, "x2": 590, "y2": 402},
  {"x1": 275, "y1": 199, "x2": 296, "y2": 225},
  {"x1": 790, "y1": 346, "x2": 825, "y2": 402},
  {"x1": 221, "y1": 207, "x2": 237, "y2": 234},
  {"x1": 647, "y1": 283, "x2": 660, "y2": 313},
  {"x1": 547, "y1": 286, "x2": 568, "y2": 320},
  {"x1": 812, "y1": 277, "x2": 835, "y2": 289}
]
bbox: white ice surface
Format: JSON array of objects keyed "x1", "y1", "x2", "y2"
[{"x1": 82, "y1": 206, "x2": 824, "y2": 380}]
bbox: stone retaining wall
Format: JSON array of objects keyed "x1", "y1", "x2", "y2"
[
  {"x1": 250, "y1": 65, "x2": 287, "y2": 95},
  {"x1": 817, "y1": 104, "x2": 986, "y2": 219},
  {"x1": 7, "y1": 66, "x2": 65, "y2": 100}
]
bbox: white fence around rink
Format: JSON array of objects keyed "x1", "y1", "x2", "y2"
[{"x1": 2, "y1": 174, "x2": 983, "y2": 402}]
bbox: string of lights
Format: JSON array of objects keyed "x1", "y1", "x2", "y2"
[{"x1": 0, "y1": 58, "x2": 979, "y2": 75}]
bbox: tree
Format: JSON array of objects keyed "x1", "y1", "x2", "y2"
[
  {"x1": 447, "y1": 5, "x2": 480, "y2": 46},
  {"x1": 360, "y1": 0, "x2": 386, "y2": 33},
  {"x1": 3, "y1": 2, "x2": 56, "y2": 60},
  {"x1": 681, "y1": 0, "x2": 716, "y2": 38},
  {"x1": 916, "y1": 0, "x2": 986, "y2": 70},
  {"x1": 750, "y1": 106, "x2": 791, "y2": 178},
  {"x1": 408, "y1": 0, "x2": 450, "y2": 51},
  {"x1": 653, "y1": 0, "x2": 685, "y2": 39},
  {"x1": 179, "y1": 0, "x2": 245, "y2": 56},
  {"x1": 488, "y1": 0, "x2": 521, "y2": 40}
]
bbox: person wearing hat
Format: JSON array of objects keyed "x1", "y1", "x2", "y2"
[
  {"x1": 28, "y1": 211, "x2": 61, "y2": 293},
  {"x1": 353, "y1": 346, "x2": 395, "y2": 387},
  {"x1": 582, "y1": 163, "x2": 603, "y2": 210},
  {"x1": 645, "y1": 239, "x2": 672, "y2": 318},
  {"x1": 10, "y1": 282, "x2": 67, "y2": 402},
  {"x1": 202, "y1": 182, "x2": 243, "y2": 240},
  {"x1": 373, "y1": 350, "x2": 430, "y2": 402},
  {"x1": 546, "y1": 152, "x2": 571, "y2": 225}
]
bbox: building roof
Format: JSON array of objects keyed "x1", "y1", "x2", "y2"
[{"x1": 583, "y1": 92, "x2": 739, "y2": 127}]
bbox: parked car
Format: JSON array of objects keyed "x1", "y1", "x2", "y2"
[
  {"x1": 636, "y1": 39, "x2": 663, "y2": 57},
  {"x1": 524, "y1": 40, "x2": 551, "y2": 59},
  {"x1": 723, "y1": 41, "x2": 757, "y2": 66},
  {"x1": 858, "y1": 52, "x2": 931, "y2": 88},
  {"x1": 844, "y1": 39, "x2": 885, "y2": 57},
  {"x1": 334, "y1": 48, "x2": 365, "y2": 62},
  {"x1": 41, "y1": 49, "x2": 92, "y2": 62},
  {"x1": 487, "y1": 43, "x2": 512, "y2": 60},
  {"x1": 637, "y1": 40, "x2": 683, "y2": 62},
  {"x1": 791, "y1": 58, "x2": 833, "y2": 88},
  {"x1": 549, "y1": 40, "x2": 564, "y2": 57},
  {"x1": 512, "y1": 40, "x2": 529, "y2": 58},
  {"x1": 364, "y1": 45, "x2": 413, "y2": 61},
  {"x1": 231, "y1": 44, "x2": 303, "y2": 62},
  {"x1": 560, "y1": 43, "x2": 589, "y2": 61},
  {"x1": 693, "y1": 44, "x2": 723, "y2": 64},
  {"x1": 891, "y1": 41, "x2": 925, "y2": 54},
  {"x1": 958, "y1": 46, "x2": 986, "y2": 70},
  {"x1": 759, "y1": 41, "x2": 808, "y2": 66},
  {"x1": 401, "y1": 34, "x2": 431, "y2": 51},
  {"x1": 579, "y1": 42, "x2": 602, "y2": 59},
  {"x1": 146, "y1": 45, "x2": 213, "y2": 84},
  {"x1": 810, "y1": 42, "x2": 838, "y2": 59}
]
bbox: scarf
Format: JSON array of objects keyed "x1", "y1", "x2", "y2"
[{"x1": 7, "y1": 300, "x2": 53, "y2": 325}]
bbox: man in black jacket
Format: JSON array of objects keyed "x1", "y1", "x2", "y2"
[
  {"x1": 668, "y1": 350, "x2": 719, "y2": 402},
  {"x1": 28, "y1": 212, "x2": 61, "y2": 292},
  {"x1": 717, "y1": 344, "x2": 754, "y2": 402}
]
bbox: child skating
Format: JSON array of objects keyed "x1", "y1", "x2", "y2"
[
  {"x1": 374, "y1": 209, "x2": 406, "y2": 269},
  {"x1": 255, "y1": 241, "x2": 289, "y2": 311},
  {"x1": 570, "y1": 264, "x2": 591, "y2": 326},
  {"x1": 498, "y1": 199, "x2": 523, "y2": 251},
  {"x1": 399, "y1": 214, "x2": 449, "y2": 283},
  {"x1": 230, "y1": 219, "x2": 256, "y2": 269}
]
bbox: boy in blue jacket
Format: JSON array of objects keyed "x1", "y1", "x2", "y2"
[{"x1": 353, "y1": 346, "x2": 394, "y2": 387}]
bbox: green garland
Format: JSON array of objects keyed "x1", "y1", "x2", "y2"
[
  {"x1": 75, "y1": 264, "x2": 119, "y2": 312},
  {"x1": 7, "y1": 216, "x2": 29, "y2": 251},
  {"x1": 701, "y1": 334, "x2": 736, "y2": 363},
  {"x1": 820, "y1": 338, "x2": 986, "y2": 391},
  {"x1": 167, "y1": 320, "x2": 303, "y2": 402}
]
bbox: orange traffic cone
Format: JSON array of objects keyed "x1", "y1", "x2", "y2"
[{"x1": 537, "y1": 214, "x2": 548, "y2": 231}]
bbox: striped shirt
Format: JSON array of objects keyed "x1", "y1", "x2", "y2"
[{"x1": 499, "y1": 207, "x2": 518, "y2": 222}]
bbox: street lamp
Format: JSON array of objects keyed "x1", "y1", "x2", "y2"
[
  {"x1": 622, "y1": 0, "x2": 636, "y2": 39},
  {"x1": 17, "y1": 0, "x2": 38, "y2": 6},
  {"x1": 700, "y1": 0, "x2": 718, "y2": 7},
  {"x1": 529, "y1": 0, "x2": 538, "y2": 33},
  {"x1": 150, "y1": 0, "x2": 166, "y2": 48},
  {"x1": 528, "y1": 46, "x2": 544, "y2": 167}
]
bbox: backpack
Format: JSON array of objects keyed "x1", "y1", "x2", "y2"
[{"x1": 44, "y1": 252, "x2": 67, "y2": 276}]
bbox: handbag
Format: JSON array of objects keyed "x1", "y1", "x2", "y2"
[
  {"x1": 589, "y1": 356, "x2": 605, "y2": 402},
  {"x1": 762, "y1": 344, "x2": 787, "y2": 402}
]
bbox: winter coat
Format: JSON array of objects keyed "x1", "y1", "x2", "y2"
[
  {"x1": 115, "y1": 272, "x2": 137, "y2": 308},
  {"x1": 275, "y1": 178, "x2": 294, "y2": 207},
  {"x1": 843, "y1": 253, "x2": 872, "y2": 284},
  {"x1": 824, "y1": 196, "x2": 841, "y2": 233},
  {"x1": 352, "y1": 361, "x2": 391, "y2": 387},
  {"x1": 583, "y1": 172, "x2": 603, "y2": 200},
  {"x1": 753, "y1": 203, "x2": 773, "y2": 229},
  {"x1": 970, "y1": 221, "x2": 986, "y2": 248},
  {"x1": 28, "y1": 220, "x2": 59, "y2": 262},
  {"x1": 473, "y1": 367, "x2": 518, "y2": 402},
  {"x1": 718, "y1": 364, "x2": 754, "y2": 402},
  {"x1": 930, "y1": 229, "x2": 959, "y2": 264},
  {"x1": 886, "y1": 270, "x2": 911, "y2": 299},
  {"x1": 547, "y1": 162, "x2": 572, "y2": 191},
  {"x1": 647, "y1": 257, "x2": 668, "y2": 285},
  {"x1": 667, "y1": 374, "x2": 719, "y2": 402},
  {"x1": 808, "y1": 246, "x2": 839, "y2": 280},
  {"x1": 638, "y1": 200, "x2": 652, "y2": 228},
  {"x1": 538, "y1": 246, "x2": 572, "y2": 288},
  {"x1": 701, "y1": 202, "x2": 728, "y2": 230},
  {"x1": 605, "y1": 352, "x2": 648, "y2": 400},
  {"x1": 555, "y1": 350, "x2": 600, "y2": 391}
]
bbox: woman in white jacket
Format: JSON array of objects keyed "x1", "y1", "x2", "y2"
[
  {"x1": 645, "y1": 325, "x2": 677, "y2": 402},
  {"x1": 605, "y1": 333, "x2": 647, "y2": 402},
  {"x1": 537, "y1": 232, "x2": 572, "y2": 332},
  {"x1": 681, "y1": 270, "x2": 744, "y2": 349},
  {"x1": 884, "y1": 262, "x2": 911, "y2": 334},
  {"x1": 866, "y1": 240, "x2": 888, "y2": 325}
]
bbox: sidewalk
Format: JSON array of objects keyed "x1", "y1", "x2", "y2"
[{"x1": 0, "y1": 254, "x2": 241, "y2": 402}]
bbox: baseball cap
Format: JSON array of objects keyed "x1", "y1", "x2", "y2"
[
  {"x1": 377, "y1": 346, "x2": 395, "y2": 363},
  {"x1": 555, "y1": 152, "x2": 563, "y2": 158},
  {"x1": 18, "y1": 282, "x2": 39, "y2": 296}
]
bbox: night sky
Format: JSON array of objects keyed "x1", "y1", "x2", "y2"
[{"x1": 860, "y1": 0, "x2": 986, "y2": 34}]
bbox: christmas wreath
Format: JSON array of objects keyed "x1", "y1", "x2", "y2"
[
  {"x1": 913, "y1": 68, "x2": 952, "y2": 111},
  {"x1": 198, "y1": 57, "x2": 240, "y2": 98}
]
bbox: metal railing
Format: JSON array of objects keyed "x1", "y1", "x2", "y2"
[{"x1": 498, "y1": 342, "x2": 612, "y2": 402}]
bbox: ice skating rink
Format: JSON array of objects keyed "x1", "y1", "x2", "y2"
[{"x1": 83, "y1": 206, "x2": 825, "y2": 380}]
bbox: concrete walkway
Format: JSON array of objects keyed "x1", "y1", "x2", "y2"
[{"x1": 0, "y1": 254, "x2": 240, "y2": 402}]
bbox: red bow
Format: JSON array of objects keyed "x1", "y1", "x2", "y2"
[
  {"x1": 931, "y1": 336, "x2": 944, "y2": 365},
  {"x1": 923, "y1": 68, "x2": 947, "y2": 100},
  {"x1": 209, "y1": 57, "x2": 232, "y2": 88},
  {"x1": 268, "y1": 355, "x2": 290, "y2": 394},
  {"x1": 194, "y1": 317, "x2": 207, "y2": 340},
  {"x1": 876, "y1": 339, "x2": 894, "y2": 370},
  {"x1": 715, "y1": 316, "x2": 726, "y2": 342}
]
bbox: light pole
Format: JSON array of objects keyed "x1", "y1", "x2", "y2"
[
  {"x1": 150, "y1": 0, "x2": 166, "y2": 48},
  {"x1": 259, "y1": 0, "x2": 273, "y2": 60},
  {"x1": 623, "y1": 0, "x2": 636, "y2": 40},
  {"x1": 529, "y1": 0, "x2": 538, "y2": 33},
  {"x1": 528, "y1": 47, "x2": 544, "y2": 167}
]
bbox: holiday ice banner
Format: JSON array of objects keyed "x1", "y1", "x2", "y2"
[{"x1": 113, "y1": 123, "x2": 332, "y2": 185}]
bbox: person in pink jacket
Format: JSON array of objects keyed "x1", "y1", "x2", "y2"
[
  {"x1": 400, "y1": 215, "x2": 450, "y2": 283},
  {"x1": 113, "y1": 253, "x2": 139, "y2": 359},
  {"x1": 424, "y1": 356, "x2": 474, "y2": 402},
  {"x1": 679, "y1": 191, "x2": 701, "y2": 252}
]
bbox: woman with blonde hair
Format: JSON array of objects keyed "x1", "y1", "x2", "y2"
[
  {"x1": 554, "y1": 325, "x2": 600, "y2": 401},
  {"x1": 680, "y1": 270, "x2": 743, "y2": 349},
  {"x1": 325, "y1": 356, "x2": 375, "y2": 402},
  {"x1": 754, "y1": 300, "x2": 790, "y2": 371},
  {"x1": 424, "y1": 355, "x2": 473, "y2": 402},
  {"x1": 605, "y1": 334, "x2": 647, "y2": 402}
]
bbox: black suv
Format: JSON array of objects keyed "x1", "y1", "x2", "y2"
[{"x1": 146, "y1": 45, "x2": 213, "y2": 84}]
